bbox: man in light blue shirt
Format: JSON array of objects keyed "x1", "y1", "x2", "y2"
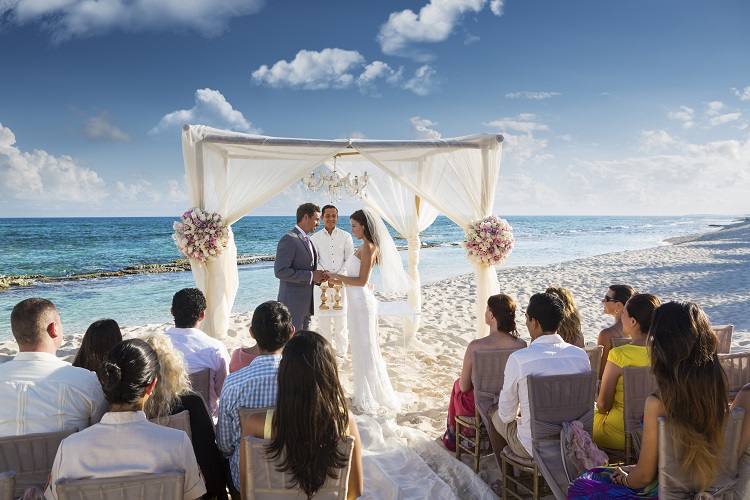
[
  {"x1": 490, "y1": 292, "x2": 591, "y2": 459},
  {"x1": 216, "y1": 300, "x2": 295, "y2": 492}
]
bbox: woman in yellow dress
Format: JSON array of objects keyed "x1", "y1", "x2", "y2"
[{"x1": 593, "y1": 293, "x2": 660, "y2": 450}]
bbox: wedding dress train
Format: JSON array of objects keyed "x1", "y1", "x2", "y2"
[{"x1": 345, "y1": 255, "x2": 401, "y2": 414}]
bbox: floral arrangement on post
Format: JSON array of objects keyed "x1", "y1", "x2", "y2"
[
  {"x1": 461, "y1": 215, "x2": 515, "y2": 267},
  {"x1": 172, "y1": 208, "x2": 230, "y2": 263}
]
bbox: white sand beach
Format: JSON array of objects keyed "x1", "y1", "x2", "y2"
[{"x1": 1, "y1": 220, "x2": 748, "y2": 497}]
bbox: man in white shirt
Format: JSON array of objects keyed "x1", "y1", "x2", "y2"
[
  {"x1": 489, "y1": 292, "x2": 591, "y2": 459},
  {"x1": 310, "y1": 204, "x2": 355, "y2": 355},
  {"x1": 0, "y1": 298, "x2": 106, "y2": 437},
  {"x1": 165, "y1": 288, "x2": 230, "y2": 418}
]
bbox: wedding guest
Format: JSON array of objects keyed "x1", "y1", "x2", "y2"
[
  {"x1": 596, "y1": 284, "x2": 636, "y2": 378},
  {"x1": 72, "y1": 318, "x2": 122, "y2": 372},
  {"x1": 165, "y1": 287, "x2": 230, "y2": 417},
  {"x1": 44, "y1": 339, "x2": 206, "y2": 500},
  {"x1": 0, "y1": 298, "x2": 105, "y2": 436},
  {"x1": 229, "y1": 343, "x2": 259, "y2": 373},
  {"x1": 144, "y1": 333, "x2": 228, "y2": 500},
  {"x1": 442, "y1": 294, "x2": 527, "y2": 452},
  {"x1": 545, "y1": 286, "x2": 585, "y2": 348},
  {"x1": 594, "y1": 293, "x2": 660, "y2": 450},
  {"x1": 240, "y1": 331, "x2": 363, "y2": 500},
  {"x1": 569, "y1": 302, "x2": 750, "y2": 498},
  {"x1": 217, "y1": 300, "x2": 294, "y2": 493}
]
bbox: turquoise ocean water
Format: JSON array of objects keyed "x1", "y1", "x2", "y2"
[{"x1": 0, "y1": 215, "x2": 740, "y2": 340}]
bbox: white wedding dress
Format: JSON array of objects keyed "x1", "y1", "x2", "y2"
[{"x1": 345, "y1": 255, "x2": 401, "y2": 414}]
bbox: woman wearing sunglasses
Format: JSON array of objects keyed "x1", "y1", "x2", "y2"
[{"x1": 596, "y1": 284, "x2": 636, "y2": 378}]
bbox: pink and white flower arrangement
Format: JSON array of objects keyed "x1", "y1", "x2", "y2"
[
  {"x1": 461, "y1": 215, "x2": 515, "y2": 267},
  {"x1": 172, "y1": 208, "x2": 229, "y2": 263}
]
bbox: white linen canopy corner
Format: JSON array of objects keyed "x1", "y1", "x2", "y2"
[{"x1": 180, "y1": 124, "x2": 504, "y2": 341}]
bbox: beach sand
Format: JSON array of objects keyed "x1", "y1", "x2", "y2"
[{"x1": 2, "y1": 220, "x2": 748, "y2": 496}]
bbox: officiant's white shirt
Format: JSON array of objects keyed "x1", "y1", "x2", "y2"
[{"x1": 311, "y1": 227, "x2": 354, "y2": 316}]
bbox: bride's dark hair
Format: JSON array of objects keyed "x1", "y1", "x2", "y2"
[
  {"x1": 266, "y1": 331, "x2": 349, "y2": 498},
  {"x1": 350, "y1": 210, "x2": 373, "y2": 243}
]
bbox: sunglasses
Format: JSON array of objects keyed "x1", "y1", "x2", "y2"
[{"x1": 602, "y1": 296, "x2": 618, "y2": 303}]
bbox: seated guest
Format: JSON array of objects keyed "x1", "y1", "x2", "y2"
[
  {"x1": 44, "y1": 339, "x2": 206, "y2": 500},
  {"x1": 569, "y1": 302, "x2": 750, "y2": 498},
  {"x1": 217, "y1": 300, "x2": 295, "y2": 493},
  {"x1": 593, "y1": 293, "x2": 660, "y2": 450},
  {"x1": 229, "y1": 339, "x2": 259, "y2": 373},
  {"x1": 144, "y1": 333, "x2": 228, "y2": 500},
  {"x1": 241, "y1": 331, "x2": 363, "y2": 500},
  {"x1": 597, "y1": 284, "x2": 637, "y2": 378},
  {"x1": 442, "y1": 294, "x2": 527, "y2": 451},
  {"x1": 733, "y1": 384, "x2": 750, "y2": 499},
  {"x1": 545, "y1": 286, "x2": 585, "y2": 348},
  {"x1": 165, "y1": 288, "x2": 230, "y2": 417},
  {"x1": 72, "y1": 318, "x2": 122, "y2": 372},
  {"x1": 489, "y1": 293, "x2": 591, "y2": 460},
  {"x1": 0, "y1": 298, "x2": 106, "y2": 436}
]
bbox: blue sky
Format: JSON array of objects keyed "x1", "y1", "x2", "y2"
[{"x1": 1, "y1": 0, "x2": 748, "y2": 217}]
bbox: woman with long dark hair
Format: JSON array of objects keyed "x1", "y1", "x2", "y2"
[
  {"x1": 71, "y1": 318, "x2": 122, "y2": 372},
  {"x1": 569, "y1": 302, "x2": 750, "y2": 498},
  {"x1": 240, "y1": 331, "x2": 363, "y2": 499},
  {"x1": 327, "y1": 208, "x2": 410, "y2": 413},
  {"x1": 45, "y1": 339, "x2": 206, "y2": 500},
  {"x1": 442, "y1": 294, "x2": 526, "y2": 451}
]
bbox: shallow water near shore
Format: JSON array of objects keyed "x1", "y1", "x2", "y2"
[{"x1": 0, "y1": 214, "x2": 739, "y2": 339}]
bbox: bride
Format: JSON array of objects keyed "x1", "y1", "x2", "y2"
[{"x1": 328, "y1": 208, "x2": 410, "y2": 414}]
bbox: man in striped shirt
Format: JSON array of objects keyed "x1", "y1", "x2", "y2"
[{"x1": 216, "y1": 300, "x2": 295, "y2": 492}]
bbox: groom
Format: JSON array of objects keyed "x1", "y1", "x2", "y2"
[{"x1": 274, "y1": 202, "x2": 328, "y2": 331}]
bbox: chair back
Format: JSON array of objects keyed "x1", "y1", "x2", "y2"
[
  {"x1": 0, "y1": 471, "x2": 15, "y2": 500},
  {"x1": 0, "y1": 427, "x2": 77, "y2": 498},
  {"x1": 713, "y1": 325, "x2": 733, "y2": 354},
  {"x1": 242, "y1": 435, "x2": 354, "y2": 499},
  {"x1": 149, "y1": 410, "x2": 192, "y2": 441},
  {"x1": 719, "y1": 351, "x2": 750, "y2": 401},
  {"x1": 584, "y1": 345, "x2": 604, "y2": 375},
  {"x1": 471, "y1": 348, "x2": 523, "y2": 430},
  {"x1": 527, "y1": 370, "x2": 598, "y2": 500},
  {"x1": 610, "y1": 337, "x2": 632, "y2": 349},
  {"x1": 188, "y1": 368, "x2": 212, "y2": 408},
  {"x1": 622, "y1": 366, "x2": 656, "y2": 460},
  {"x1": 658, "y1": 408, "x2": 744, "y2": 499},
  {"x1": 56, "y1": 469, "x2": 186, "y2": 500}
]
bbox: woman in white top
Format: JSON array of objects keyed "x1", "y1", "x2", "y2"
[{"x1": 45, "y1": 339, "x2": 206, "y2": 500}]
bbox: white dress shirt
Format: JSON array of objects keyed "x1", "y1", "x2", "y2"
[
  {"x1": 0, "y1": 351, "x2": 106, "y2": 437},
  {"x1": 310, "y1": 226, "x2": 354, "y2": 317},
  {"x1": 44, "y1": 411, "x2": 206, "y2": 500},
  {"x1": 165, "y1": 327, "x2": 230, "y2": 417},
  {"x1": 497, "y1": 334, "x2": 591, "y2": 456}
]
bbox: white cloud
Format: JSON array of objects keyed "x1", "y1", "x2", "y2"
[
  {"x1": 3, "y1": 0, "x2": 267, "y2": 42},
  {"x1": 0, "y1": 122, "x2": 107, "y2": 202},
  {"x1": 484, "y1": 113, "x2": 550, "y2": 133},
  {"x1": 731, "y1": 86, "x2": 750, "y2": 102},
  {"x1": 82, "y1": 111, "x2": 130, "y2": 142},
  {"x1": 708, "y1": 112, "x2": 742, "y2": 127},
  {"x1": 667, "y1": 105, "x2": 694, "y2": 129},
  {"x1": 377, "y1": 0, "x2": 488, "y2": 61},
  {"x1": 505, "y1": 91, "x2": 560, "y2": 100},
  {"x1": 403, "y1": 65, "x2": 439, "y2": 96},
  {"x1": 356, "y1": 61, "x2": 403, "y2": 96},
  {"x1": 252, "y1": 49, "x2": 365, "y2": 90},
  {"x1": 150, "y1": 88, "x2": 260, "y2": 135},
  {"x1": 498, "y1": 132, "x2": 550, "y2": 165},
  {"x1": 410, "y1": 116, "x2": 441, "y2": 140},
  {"x1": 638, "y1": 130, "x2": 679, "y2": 152},
  {"x1": 705, "y1": 101, "x2": 725, "y2": 116},
  {"x1": 489, "y1": 0, "x2": 504, "y2": 16}
]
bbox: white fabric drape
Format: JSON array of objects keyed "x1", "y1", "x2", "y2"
[
  {"x1": 333, "y1": 160, "x2": 438, "y2": 344},
  {"x1": 182, "y1": 125, "x2": 348, "y2": 337},
  {"x1": 352, "y1": 135, "x2": 502, "y2": 338}
]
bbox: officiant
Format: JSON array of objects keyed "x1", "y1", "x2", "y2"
[{"x1": 310, "y1": 204, "x2": 355, "y2": 356}]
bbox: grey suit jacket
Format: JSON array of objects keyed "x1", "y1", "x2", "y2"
[{"x1": 274, "y1": 227, "x2": 318, "y2": 322}]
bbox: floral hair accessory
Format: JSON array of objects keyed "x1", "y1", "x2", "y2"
[
  {"x1": 172, "y1": 208, "x2": 229, "y2": 263},
  {"x1": 461, "y1": 215, "x2": 514, "y2": 268}
]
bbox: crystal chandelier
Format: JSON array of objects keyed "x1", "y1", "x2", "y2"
[{"x1": 301, "y1": 155, "x2": 369, "y2": 200}]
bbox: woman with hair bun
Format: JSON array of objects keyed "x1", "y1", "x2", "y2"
[
  {"x1": 596, "y1": 284, "x2": 637, "y2": 378},
  {"x1": 44, "y1": 339, "x2": 206, "y2": 500}
]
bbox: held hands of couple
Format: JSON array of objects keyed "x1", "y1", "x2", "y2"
[{"x1": 312, "y1": 269, "x2": 329, "y2": 283}]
